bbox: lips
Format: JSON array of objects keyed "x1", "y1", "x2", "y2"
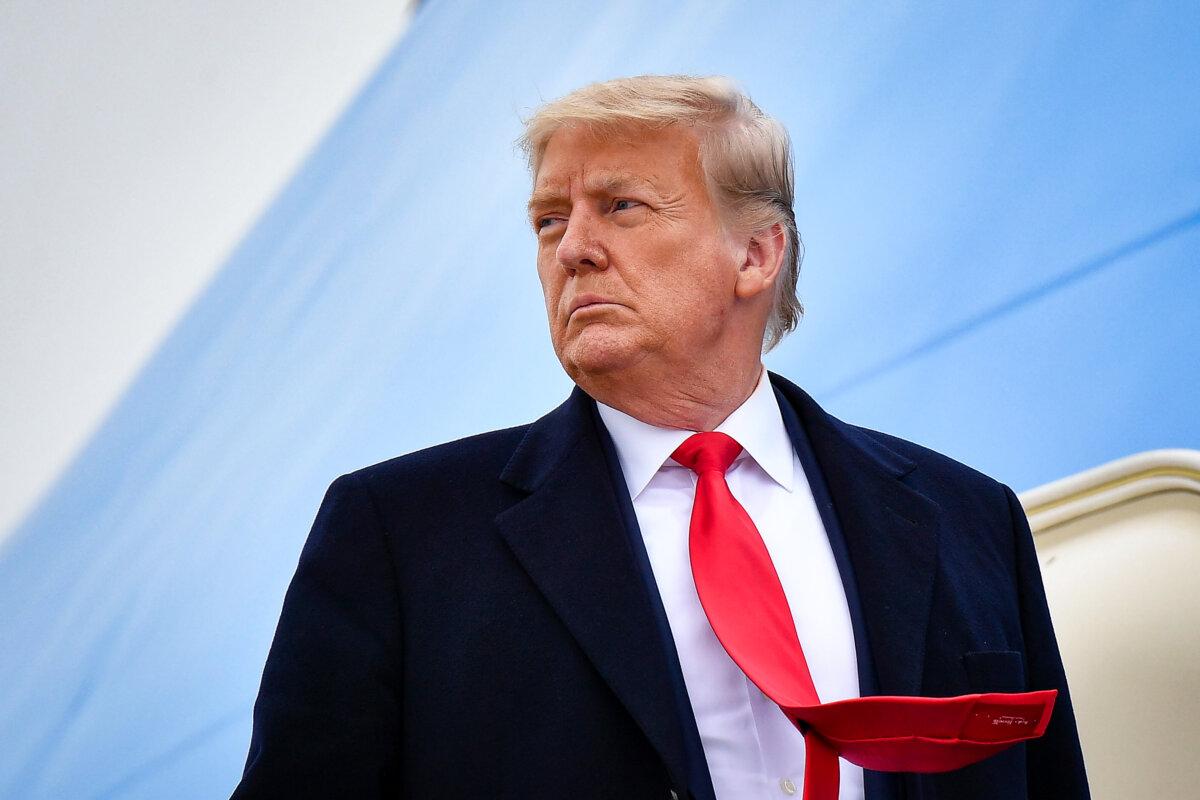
[{"x1": 567, "y1": 294, "x2": 619, "y2": 317}]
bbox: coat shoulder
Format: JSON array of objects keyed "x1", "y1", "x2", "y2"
[
  {"x1": 844, "y1": 422, "x2": 1013, "y2": 515},
  {"x1": 770, "y1": 370, "x2": 1009, "y2": 501},
  {"x1": 344, "y1": 424, "x2": 531, "y2": 497},
  {"x1": 862, "y1": 424, "x2": 1001, "y2": 483}
]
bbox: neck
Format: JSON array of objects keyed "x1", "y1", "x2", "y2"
[{"x1": 583, "y1": 359, "x2": 764, "y2": 431}]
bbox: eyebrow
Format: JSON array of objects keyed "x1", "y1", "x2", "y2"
[
  {"x1": 527, "y1": 172, "x2": 661, "y2": 222},
  {"x1": 595, "y1": 172, "x2": 658, "y2": 196},
  {"x1": 526, "y1": 188, "x2": 567, "y2": 221}
]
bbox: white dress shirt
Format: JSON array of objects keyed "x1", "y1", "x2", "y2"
[{"x1": 596, "y1": 370, "x2": 865, "y2": 800}]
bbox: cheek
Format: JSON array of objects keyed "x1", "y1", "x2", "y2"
[
  {"x1": 536, "y1": 258, "x2": 563, "y2": 311},
  {"x1": 642, "y1": 241, "x2": 732, "y2": 320}
]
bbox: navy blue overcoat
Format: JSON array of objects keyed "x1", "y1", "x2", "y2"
[{"x1": 232, "y1": 373, "x2": 1088, "y2": 799}]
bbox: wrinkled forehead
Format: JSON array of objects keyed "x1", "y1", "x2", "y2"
[{"x1": 529, "y1": 123, "x2": 704, "y2": 197}]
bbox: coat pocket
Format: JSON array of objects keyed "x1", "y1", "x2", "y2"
[{"x1": 962, "y1": 650, "x2": 1026, "y2": 693}]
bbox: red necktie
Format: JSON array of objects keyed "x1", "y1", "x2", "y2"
[{"x1": 672, "y1": 432, "x2": 1056, "y2": 800}]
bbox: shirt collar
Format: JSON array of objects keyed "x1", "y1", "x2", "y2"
[{"x1": 595, "y1": 368, "x2": 795, "y2": 500}]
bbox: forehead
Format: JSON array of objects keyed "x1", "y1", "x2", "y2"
[{"x1": 532, "y1": 124, "x2": 704, "y2": 195}]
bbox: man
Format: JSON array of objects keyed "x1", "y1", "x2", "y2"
[{"x1": 232, "y1": 76, "x2": 1089, "y2": 799}]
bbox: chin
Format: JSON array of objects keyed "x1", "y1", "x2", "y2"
[{"x1": 557, "y1": 326, "x2": 645, "y2": 381}]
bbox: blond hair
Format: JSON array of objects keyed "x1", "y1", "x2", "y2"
[{"x1": 519, "y1": 75, "x2": 802, "y2": 351}]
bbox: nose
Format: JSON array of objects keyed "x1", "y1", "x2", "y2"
[{"x1": 555, "y1": 212, "x2": 608, "y2": 274}]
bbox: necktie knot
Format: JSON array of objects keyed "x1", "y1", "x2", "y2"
[{"x1": 672, "y1": 431, "x2": 743, "y2": 475}]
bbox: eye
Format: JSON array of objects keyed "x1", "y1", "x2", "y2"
[
  {"x1": 536, "y1": 216, "x2": 565, "y2": 232},
  {"x1": 612, "y1": 198, "x2": 642, "y2": 213}
]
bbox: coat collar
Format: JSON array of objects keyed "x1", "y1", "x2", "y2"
[{"x1": 496, "y1": 387, "x2": 692, "y2": 788}]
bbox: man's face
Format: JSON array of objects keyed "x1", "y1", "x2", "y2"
[{"x1": 529, "y1": 124, "x2": 742, "y2": 383}]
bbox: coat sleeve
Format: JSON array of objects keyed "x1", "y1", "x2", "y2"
[
  {"x1": 1004, "y1": 484, "x2": 1091, "y2": 799},
  {"x1": 231, "y1": 473, "x2": 402, "y2": 799}
]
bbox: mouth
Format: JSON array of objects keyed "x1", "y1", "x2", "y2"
[{"x1": 567, "y1": 294, "x2": 621, "y2": 319}]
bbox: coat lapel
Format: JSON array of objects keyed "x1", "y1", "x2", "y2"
[
  {"x1": 771, "y1": 373, "x2": 941, "y2": 698},
  {"x1": 494, "y1": 388, "x2": 690, "y2": 788}
]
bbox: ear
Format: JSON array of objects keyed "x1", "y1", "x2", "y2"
[{"x1": 734, "y1": 222, "x2": 786, "y2": 301}]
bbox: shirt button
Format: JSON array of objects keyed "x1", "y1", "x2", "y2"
[{"x1": 780, "y1": 777, "x2": 798, "y2": 795}]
